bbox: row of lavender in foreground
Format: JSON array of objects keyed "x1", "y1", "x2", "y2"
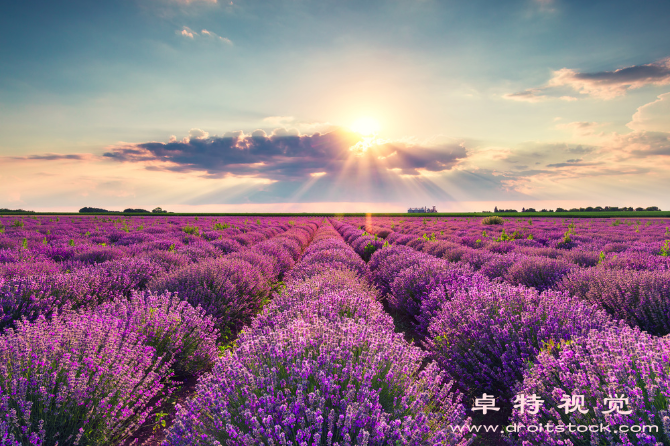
[
  {"x1": 331, "y1": 218, "x2": 670, "y2": 445},
  {"x1": 0, "y1": 217, "x2": 320, "y2": 445},
  {"x1": 164, "y1": 222, "x2": 473, "y2": 445}
]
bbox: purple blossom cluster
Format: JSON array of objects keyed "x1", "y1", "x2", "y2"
[
  {"x1": 559, "y1": 267, "x2": 670, "y2": 335},
  {"x1": 425, "y1": 282, "x2": 615, "y2": 401},
  {"x1": 509, "y1": 324, "x2": 670, "y2": 445},
  {"x1": 0, "y1": 310, "x2": 174, "y2": 445},
  {"x1": 165, "y1": 222, "x2": 472, "y2": 445},
  {"x1": 94, "y1": 290, "x2": 220, "y2": 376},
  {"x1": 330, "y1": 221, "x2": 487, "y2": 336},
  {"x1": 148, "y1": 224, "x2": 318, "y2": 342}
]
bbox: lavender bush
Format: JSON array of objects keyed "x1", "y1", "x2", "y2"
[
  {"x1": 94, "y1": 291, "x2": 219, "y2": 376},
  {"x1": 0, "y1": 311, "x2": 173, "y2": 445},
  {"x1": 250, "y1": 268, "x2": 393, "y2": 335},
  {"x1": 148, "y1": 257, "x2": 270, "y2": 342},
  {"x1": 509, "y1": 324, "x2": 670, "y2": 445},
  {"x1": 426, "y1": 282, "x2": 615, "y2": 400},
  {"x1": 165, "y1": 318, "x2": 472, "y2": 446},
  {"x1": 559, "y1": 267, "x2": 670, "y2": 335}
]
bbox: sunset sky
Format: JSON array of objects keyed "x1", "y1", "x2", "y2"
[{"x1": 2, "y1": 0, "x2": 669, "y2": 212}]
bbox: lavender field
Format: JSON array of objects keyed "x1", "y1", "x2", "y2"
[{"x1": 1, "y1": 214, "x2": 670, "y2": 445}]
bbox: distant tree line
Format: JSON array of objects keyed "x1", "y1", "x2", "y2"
[
  {"x1": 79, "y1": 207, "x2": 170, "y2": 214},
  {"x1": 0, "y1": 208, "x2": 35, "y2": 213},
  {"x1": 493, "y1": 206, "x2": 661, "y2": 213}
]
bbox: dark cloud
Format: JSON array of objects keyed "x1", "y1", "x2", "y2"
[
  {"x1": 11, "y1": 154, "x2": 87, "y2": 161},
  {"x1": 103, "y1": 128, "x2": 468, "y2": 180},
  {"x1": 550, "y1": 57, "x2": 670, "y2": 98}
]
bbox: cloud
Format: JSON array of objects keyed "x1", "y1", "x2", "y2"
[
  {"x1": 627, "y1": 93, "x2": 670, "y2": 132},
  {"x1": 201, "y1": 29, "x2": 233, "y2": 45},
  {"x1": 604, "y1": 131, "x2": 670, "y2": 158},
  {"x1": 503, "y1": 89, "x2": 579, "y2": 103},
  {"x1": 179, "y1": 26, "x2": 195, "y2": 38},
  {"x1": 556, "y1": 121, "x2": 606, "y2": 136},
  {"x1": 177, "y1": 27, "x2": 233, "y2": 44},
  {"x1": 548, "y1": 57, "x2": 670, "y2": 99},
  {"x1": 102, "y1": 128, "x2": 468, "y2": 180},
  {"x1": 8, "y1": 154, "x2": 89, "y2": 161},
  {"x1": 188, "y1": 128, "x2": 209, "y2": 139},
  {"x1": 503, "y1": 89, "x2": 547, "y2": 103}
]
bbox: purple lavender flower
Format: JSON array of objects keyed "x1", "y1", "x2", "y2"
[
  {"x1": 165, "y1": 318, "x2": 471, "y2": 446},
  {"x1": 426, "y1": 282, "x2": 615, "y2": 401},
  {"x1": 0, "y1": 310, "x2": 174, "y2": 445},
  {"x1": 148, "y1": 257, "x2": 270, "y2": 342},
  {"x1": 509, "y1": 324, "x2": 670, "y2": 445}
]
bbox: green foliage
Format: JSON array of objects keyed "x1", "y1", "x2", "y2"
[
  {"x1": 42, "y1": 237, "x2": 48, "y2": 245},
  {"x1": 482, "y1": 230, "x2": 488, "y2": 238},
  {"x1": 660, "y1": 240, "x2": 670, "y2": 257},
  {"x1": 68, "y1": 239, "x2": 75, "y2": 247},
  {"x1": 382, "y1": 240, "x2": 390, "y2": 248},
  {"x1": 482, "y1": 216, "x2": 504, "y2": 225},
  {"x1": 12, "y1": 219, "x2": 24, "y2": 228},
  {"x1": 0, "y1": 224, "x2": 4, "y2": 234},
  {"x1": 540, "y1": 338, "x2": 573, "y2": 357},
  {"x1": 21, "y1": 238, "x2": 28, "y2": 249},
  {"x1": 182, "y1": 225, "x2": 200, "y2": 236},
  {"x1": 168, "y1": 244, "x2": 176, "y2": 252},
  {"x1": 562, "y1": 223, "x2": 576, "y2": 244},
  {"x1": 598, "y1": 251, "x2": 606, "y2": 265},
  {"x1": 364, "y1": 243, "x2": 377, "y2": 256},
  {"x1": 153, "y1": 411, "x2": 169, "y2": 432},
  {"x1": 495, "y1": 228, "x2": 521, "y2": 242},
  {"x1": 421, "y1": 233, "x2": 436, "y2": 242},
  {"x1": 213, "y1": 222, "x2": 230, "y2": 230},
  {"x1": 527, "y1": 234, "x2": 533, "y2": 240}
]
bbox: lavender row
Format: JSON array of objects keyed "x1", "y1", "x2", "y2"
[
  {"x1": 0, "y1": 218, "x2": 318, "y2": 332},
  {"x1": 331, "y1": 219, "x2": 670, "y2": 444},
  {"x1": 164, "y1": 222, "x2": 473, "y2": 445},
  {"x1": 0, "y1": 215, "x2": 311, "y2": 280},
  {"x1": 0, "y1": 217, "x2": 321, "y2": 445},
  {"x1": 332, "y1": 217, "x2": 670, "y2": 338},
  {"x1": 330, "y1": 220, "x2": 612, "y2": 400}
]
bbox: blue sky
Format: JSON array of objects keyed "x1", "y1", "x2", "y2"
[{"x1": 1, "y1": 0, "x2": 669, "y2": 212}]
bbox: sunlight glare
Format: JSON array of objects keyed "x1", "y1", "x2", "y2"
[{"x1": 350, "y1": 117, "x2": 381, "y2": 136}]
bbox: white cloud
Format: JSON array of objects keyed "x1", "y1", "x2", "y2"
[
  {"x1": 201, "y1": 29, "x2": 233, "y2": 45},
  {"x1": 179, "y1": 26, "x2": 196, "y2": 38},
  {"x1": 189, "y1": 128, "x2": 209, "y2": 139},
  {"x1": 627, "y1": 92, "x2": 670, "y2": 132}
]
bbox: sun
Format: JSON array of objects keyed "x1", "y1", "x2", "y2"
[{"x1": 349, "y1": 117, "x2": 380, "y2": 136}]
